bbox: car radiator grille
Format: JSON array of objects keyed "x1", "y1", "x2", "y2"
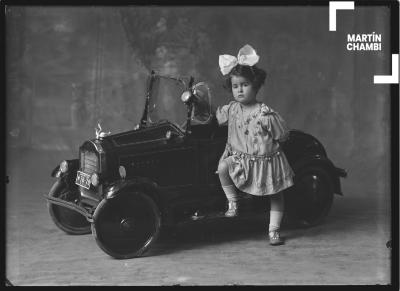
[{"x1": 81, "y1": 151, "x2": 98, "y2": 174}]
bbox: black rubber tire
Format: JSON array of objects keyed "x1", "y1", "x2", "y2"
[
  {"x1": 285, "y1": 166, "x2": 334, "y2": 227},
  {"x1": 91, "y1": 191, "x2": 161, "y2": 259},
  {"x1": 48, "y1": 179, "x2": 91, "y2": 235}
]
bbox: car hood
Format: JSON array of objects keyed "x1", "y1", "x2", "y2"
[{"x1": 101, "y1": 121, "x2": 184, "y2": 149}]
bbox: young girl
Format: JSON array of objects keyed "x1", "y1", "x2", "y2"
[{"x1": 216, "y1": 44, "x2": 294, "y2": 246}]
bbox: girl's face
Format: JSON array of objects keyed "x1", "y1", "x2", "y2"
[{"x1": 231, "y1": 75, "x2": 257, "y2": 105}]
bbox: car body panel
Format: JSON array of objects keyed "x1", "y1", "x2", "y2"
[{"x1": 47, "y1": 119, "x2": 346, "y2": 225}]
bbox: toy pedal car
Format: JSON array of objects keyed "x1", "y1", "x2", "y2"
[{"x1": 45, "y1": 71, "x2": 347, "y2": 259}]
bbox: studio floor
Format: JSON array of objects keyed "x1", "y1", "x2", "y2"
[{"x1": 6, "y1": 149, "x2": 392, "y2": 286}]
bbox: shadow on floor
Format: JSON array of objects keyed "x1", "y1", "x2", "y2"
[{"x1": 145, "y1": 195, "x2": 390, "y2": 257}]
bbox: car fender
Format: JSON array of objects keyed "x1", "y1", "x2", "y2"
[
  {"x1": 291, "y1": 155, "x2": 347, "y2": 195},
  {"x1": 104, "y1": 177, "x2": 161, "y2": 206}
]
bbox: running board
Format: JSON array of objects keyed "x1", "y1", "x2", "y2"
[{"x1": 44, "y1": 195, "x2": 94, "y2": 223}]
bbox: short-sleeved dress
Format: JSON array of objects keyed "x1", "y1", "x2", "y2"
[{"x1": 216, "y1": 101, "x2": 294, "y2": 196}]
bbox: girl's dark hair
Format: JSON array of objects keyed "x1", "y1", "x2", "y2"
[{"x1": 223, "y1": 64, "x2": 267, "y2": 92}]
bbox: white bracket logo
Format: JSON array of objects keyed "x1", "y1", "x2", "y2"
[
  {"x1": 374, "y1": 54, "x2": 399, "y2": 84},
  {"x1": 330, "y1": 1, "x2": 398, "y2": 84},
  {"x1": 329, "y1": 1, "x2": 355, "y2": 31}
]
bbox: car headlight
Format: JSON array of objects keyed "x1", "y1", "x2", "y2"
[
  {"x1": 181, "y1": 91, "x2": 191, "y2": 103},
  {"x1": 91, "y1": 173, "x2": 100, "y2": 187},
  {"x1": 60, "y1": 160, "x2": 68, "y2": 173}
]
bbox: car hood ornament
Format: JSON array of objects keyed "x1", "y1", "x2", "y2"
[{"x1": 95, "y1": 123, "x2": 111, "y2": 139}]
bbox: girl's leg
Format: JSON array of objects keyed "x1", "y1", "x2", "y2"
[
  {"x1": 218, "y1": 160, "x2": 239, "y2": 217},
  {"x1": 269, "y1": 192, "x2": 285, "y2": 245}
]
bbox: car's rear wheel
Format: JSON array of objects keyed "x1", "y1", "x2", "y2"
[
  {"x1": 285, "y1": 166, "x2": 334, "y2": 226},
  {"x1": 48, "y1": 180, "x2": 91, "y2": 235},
  {"x1": 91, "y1": 191, "x2": 161, "y2": 259}
]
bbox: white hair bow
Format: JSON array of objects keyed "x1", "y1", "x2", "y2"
[{"x1": 218, "y1": 44, "x2": 260, "y2": 76}]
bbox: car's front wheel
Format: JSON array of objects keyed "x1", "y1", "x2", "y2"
[
  {"x1": 91, "y1": 191, "x2": 161, "y2": 259},
  {"x1": 285, "y1": 165, "x2": 334, "y2": 226},
  {"x1": 48, "y1": 180, "x2": 92, "y2": 235}
]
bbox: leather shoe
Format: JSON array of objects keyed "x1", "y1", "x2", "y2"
[
  {"x1": 269, "y1": 230, "x2": 284, "y2": 246},
  {"x1": 225, "y1": 201, "x2": 239, "y2": 217}
]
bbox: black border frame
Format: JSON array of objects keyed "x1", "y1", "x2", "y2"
[{"x1": 1, "y1": 0, "x2": 398, "y2": 288}]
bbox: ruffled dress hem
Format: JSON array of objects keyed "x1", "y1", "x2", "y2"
[{"x1": 220, "y1": 144, "x2": 295, "y2": 196}]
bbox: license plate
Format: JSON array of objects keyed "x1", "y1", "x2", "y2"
[{"x1": 75, "y1": 171, "x2": 91, "y2": 189}]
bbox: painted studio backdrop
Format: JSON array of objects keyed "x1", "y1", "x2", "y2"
[{"x1": 7, "y1": 6, "x2": 391, "y2": 200}]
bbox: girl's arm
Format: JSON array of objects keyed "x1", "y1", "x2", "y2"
[
  {"x1": 260, "y1": 106, "x2": 290, "y2": 142},
  {"x1": 215, "y1": 101, "x2": 235, "y2": 126}
]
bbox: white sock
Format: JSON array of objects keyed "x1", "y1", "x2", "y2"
[
  {"x1": 222, "y1": 185, "x2": 239, "y2": 202},
  {"x1": 269, "y1": 210, "x2": 284, "y2": 232}
]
